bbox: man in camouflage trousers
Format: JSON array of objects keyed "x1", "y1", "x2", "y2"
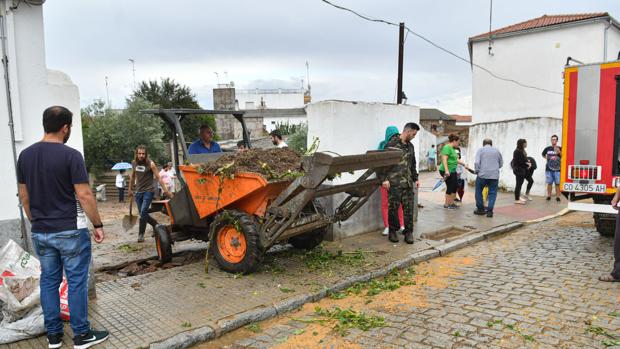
[{"x1": 382, "y1": 122, "x2": 419, "y2": 244}]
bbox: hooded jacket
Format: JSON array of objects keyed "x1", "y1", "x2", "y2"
[{"x1": 378, "y1": 126, "x2": 400, "y2": 150}]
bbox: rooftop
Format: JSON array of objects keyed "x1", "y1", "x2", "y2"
[
  {"x1": 469, "y1": 13, "x2": 612, "y2": 41},
  {"x1": 420, "y1": 108, "x2": 452, "y2": 121},
  {"x1": 450, "y1": 114, "x2": 472, "y2": 123}
]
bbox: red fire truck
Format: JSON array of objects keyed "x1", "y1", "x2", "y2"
[{"x1": 561, "y1": 58, "x2": 620, "y2": 236}]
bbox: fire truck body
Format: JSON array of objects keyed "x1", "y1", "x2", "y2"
[{"x1": 562, "y1": 60, "x2": 620, "y2": 236}]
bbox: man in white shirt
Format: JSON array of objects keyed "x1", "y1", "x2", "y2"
[
  {"x1": 115, "y1": 169, "x2": 126, "y2": 203},
  {"x1": 270, "y1": 130, "x2": 288, "y2": 148}
]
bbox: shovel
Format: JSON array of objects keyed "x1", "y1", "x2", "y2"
[{"x1": 122, "y1": 200, "x2": 138, "y2": 231}]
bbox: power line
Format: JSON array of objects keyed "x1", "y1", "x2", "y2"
[{"x1": 319, "y1": 0, "x2": 563, "y2": 95}]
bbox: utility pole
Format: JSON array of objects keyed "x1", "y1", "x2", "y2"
[
  {"x1": 397, "y1": 22, "x2": 405, "y2": 104},
  {"x1": 128, "y1": 58, "x2": 136, "y2": 89},
  {"x1": 105, "y1": 76, "x2": 111, "y2": 109}
]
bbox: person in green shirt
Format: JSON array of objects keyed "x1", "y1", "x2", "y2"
[{"x1": 439, "y1": 134, "x2": 468, "y2": 209}]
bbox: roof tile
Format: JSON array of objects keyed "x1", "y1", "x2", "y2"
[{"x1": 470, "y1": 13, "x2": 608, "y2": 40}]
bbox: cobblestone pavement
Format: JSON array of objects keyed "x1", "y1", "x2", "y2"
[{"x1": 196, "y1": 212, "x2": 620, "y2": 349}]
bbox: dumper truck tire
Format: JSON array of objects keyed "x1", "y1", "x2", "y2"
[
  {"x1": 594, "y1": 212, "x2": 616, "y2": 237},
  {"x1": 155, "y1": 225, "x2": 173, "y2": 263},
  {"x1": 211, "y1": 210, "x2": 263, "y2": 274},
  {"x1": 289, "y1": 200, "x2": 327, "y2": 250}
]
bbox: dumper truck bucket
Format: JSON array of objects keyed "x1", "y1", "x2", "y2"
[{"x1": 180, "y1": 167, "x2": 291, "y2": 219}]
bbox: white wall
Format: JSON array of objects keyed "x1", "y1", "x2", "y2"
[
  {"x1": 264, "y1": 116, "x2": 307, "y2": 132},
  {"x1": 466, "y1": 117, "x2": 562, "y2": 196},
  {"x1": 0, "y1": 2, "x2": 81, "y2": 225},
  {"x1": 472, "y1": 21, "x2": 620, "y2": 124},
  {"x1": 307, "y1": 100, "x2": 420, "y2": 238},
  {"x1": 237, "y1": 90, "x2": 305, "y2": 110},
  {"x1": 417, "y1": 127, "x2": 437, "y2": 172}
]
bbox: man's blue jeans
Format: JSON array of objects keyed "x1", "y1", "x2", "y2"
[
  {"x1": 475, "y1": 177, "x2": 499, "y2": 212},
  {"x1": 31, "y1": 229, "x2": 91, "y2": 335},
  {"x1": 134, "y1": 191, "x2": 154, "y2": 220}
]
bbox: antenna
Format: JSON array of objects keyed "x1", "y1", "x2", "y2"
[
  {"x1": 128, "y1": 59, "x2": 136, "y2": 89},
  {"x1": 105, "y1": 76, "x2": 111, "y2": 108},
  {"x1": 214, "y1": 72, "x2": 220, "y2": 85},
  {"x1": 488, "y1": 0, "x2": 494, "y2": 56},
  {"x1": 305, "y1": 61, "x2": 311, "y2": 91}
]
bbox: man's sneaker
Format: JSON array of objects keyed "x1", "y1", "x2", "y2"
[
  {"x1": 486, "y1": 211, "x2": 493, "y2": 218},
  {"x1": 382, "y1": 227, "x2": 389, "y2": 236},
  {"x1": 74, "y1": 329, "x2": 109, "y2": 349},
  {"x1": 556, "y1": 197, "x2": 561, "y2": 203},
  {"x1": 473, "y1": 209, "x2": 486, "y2": 216},
  {"x1": 47, "y1": 333, "x2": 63, "y2": 349}
]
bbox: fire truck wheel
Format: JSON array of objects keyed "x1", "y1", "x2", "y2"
[
  {"x1": 289, "y1": 200, "x2": 327, "y2": 250},
  {"x1": 594, "y1": 213, "x2": 616, "y2": 237},
  {"x1": 155, "y1": 225, "x2": 173, "y2": 263},
  {"x1": 211, "y1": 210, "x2": 263, "y2": 274}
]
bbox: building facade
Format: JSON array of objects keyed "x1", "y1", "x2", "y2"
[
  {"x1": 467, "y1": 13, "x2": 620, "y2": 194},
  {"x1": 0, "y1": 1, "x2": 81, "y2": 248}
]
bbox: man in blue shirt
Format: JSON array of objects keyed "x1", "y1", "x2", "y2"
[
  {"x1": 188, "y1": 125, "x2": 221, "y2": 154},
  {"x1": 17, "y1": 106, "x2": 109, "y2": 348}
]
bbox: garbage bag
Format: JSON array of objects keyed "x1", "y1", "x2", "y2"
[
  {"x1": 0, "y1": 305, "x2": 44, "y2": 344},
  {"x1": 0, "y1": 240, "x2": 45, "y2": 343},
  {"x1": 0, "y1": 240, "x2": 41, "y2": 316}
]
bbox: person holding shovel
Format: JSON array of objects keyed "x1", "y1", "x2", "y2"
[{"x1": 128, "y1": 145, "x2": 173, "y2": 242}]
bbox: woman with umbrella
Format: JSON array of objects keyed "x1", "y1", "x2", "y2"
[{"x1": 112, "y1": 162, "x2": 132, "y2": 203}]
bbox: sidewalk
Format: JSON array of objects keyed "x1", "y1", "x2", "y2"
[{"x1": 13, "y1": 172, "x2": 567, "y2": 349}]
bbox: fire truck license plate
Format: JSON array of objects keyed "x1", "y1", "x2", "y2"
[{"x1": 563, "y1": 183, "x2": 606, "y2": 193}]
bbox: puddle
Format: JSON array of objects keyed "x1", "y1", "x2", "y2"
[{"x1": 421, "y1": 227, "x2": 472, "y2": 242}]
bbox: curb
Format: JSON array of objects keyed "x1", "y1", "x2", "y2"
[
  {"x1": 148, "y1": 214, "x2": 558, "y2": 348},
  {"x1": 524, "y1": 207, "x2": 570, "y2": 224}
]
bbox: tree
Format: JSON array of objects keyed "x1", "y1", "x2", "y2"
[
  {"x1": 129, "y1": 78, "x2": 215, "y2": 141},
  {"x1": 82, "y1": 98, "x2": 167, "y2": 176}
]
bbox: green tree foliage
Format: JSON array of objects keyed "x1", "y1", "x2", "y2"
[
  {"x1": 82, "y1": 98, "x2": 167, "y2": 176},
  {"x1": 287, "y1": 123, "x2": 308, "y2": 154},
  {"x1": 128, "y1": 77, "x2": 215, "y2": 141}
]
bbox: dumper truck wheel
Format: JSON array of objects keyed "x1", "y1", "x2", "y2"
[
  {"x1": 155, "y1": 225, "x2": 173, "y2": 263},
  {"x1": 211, "y1": 210, "x2": 263, "y2": 274},
  {"x1": 594, "y1": 212, "x2": 616, "y2": 237},
  {"x1": 289, "y1": 200, "x2": 327, "y2": 250}
]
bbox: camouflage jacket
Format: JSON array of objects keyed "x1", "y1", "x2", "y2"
[{"x1": 384, "y1": 134, "x2": 418, "y2": 188}]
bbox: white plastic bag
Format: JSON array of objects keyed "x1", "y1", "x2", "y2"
[
  {"x1": 0, "y1": 305, "x2": 44, "y2": 344},
  {"x1": 0, "y1": 240, "x2": 41, "y2": 316}
]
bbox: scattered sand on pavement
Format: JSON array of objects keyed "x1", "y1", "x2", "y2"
[{"x1": 194, "y1": 255, "x2": 477, "y2": 349}]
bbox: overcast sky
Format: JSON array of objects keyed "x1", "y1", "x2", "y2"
[{"x1": 43, "y1": 0, "x2": 620, "y2": 114}]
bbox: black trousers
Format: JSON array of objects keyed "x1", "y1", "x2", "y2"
[
  {"x1": 514, "y1": 175, "x2": 525, "y2": 200},
  {"x1": 525, "y1": 174, "x2": 534, "y2": 194},
  {"x1": 612, "y1": 214, "x2": 620, "y2": 279}
]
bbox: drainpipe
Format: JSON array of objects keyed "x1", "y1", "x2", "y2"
[
  {"x1": 604, "y1": 17, "x2": 613, "y2": 62},
  {"x1": 0, "y1": 3, "x2": 29, "y2": 249}
]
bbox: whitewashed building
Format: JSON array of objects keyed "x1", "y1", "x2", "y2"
[
  {"x1": 467, "y1": 13, "x2": 620, "y2": 195},
  {"x1": 307, "y1": 100, "x2": 421, "y2": 239},
  {"x1": 236, "y1": 88, "x2": 306, "y2": 110},
  {"x1": 0, "y1": 1, "x2": 81, "y2": 248}
]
